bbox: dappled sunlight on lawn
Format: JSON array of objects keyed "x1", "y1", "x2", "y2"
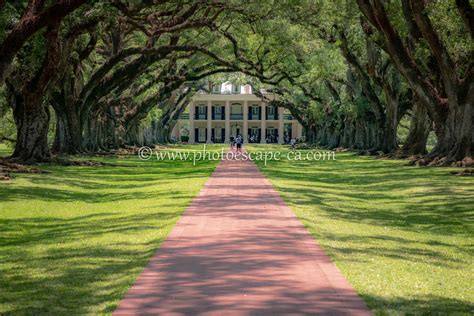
[
  {"x1": 248, "y1": 146, "x2": 474, "y2": 314},
  {"x1": 0, "y1": 153, "x2": 219, "y2": 314}
]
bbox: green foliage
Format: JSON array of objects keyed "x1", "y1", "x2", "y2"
[
  {"x1": 2, "y1": 0, "x2": 472, "y2": 156},
  {"x1": 397, "y1": 114, "x2": 411, "y2": 144},
  {"x1": 0, "y1": 87, "x2": 16, "y2": 149},
  {"x1": 0, "y1": 109, "x2": 16, "y2": 149},
  {"x1": 141, "y1": 106, "x2": 162, "y2": 126},
  {"x1": 0, "y1": 1, "x2": 24, "y2": 43},
  {"x1": 427, "y1": 1, "x2": 474, "y2": 71}
]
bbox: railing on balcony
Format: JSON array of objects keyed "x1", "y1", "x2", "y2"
[
  {"x1": 248, "y1": 114, "x2": 261, "y2": 120},
  {"x1": 195, "y1": 113, "x2": 207, "y2": 120},
  {"x1": 230, "y1": 113, "x2": 243, "y2": 120},
  {"x1": 186, "y1": 111, "x2": 294, "y2": 121},
  {"x1": 212, "y1": 113, "x2": 225, "y2": 120},
  {"x1": 266, "y1": 114, "x2": 279, "y2": 120}
]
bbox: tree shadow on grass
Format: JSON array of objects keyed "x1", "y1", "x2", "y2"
[
  {"x1": 293, "y1": 226, "x2": 470, "y2": 269},
  {"x1": 0, "y1": 211, "x2": 182, "y2": 314},
  {"x1": 0, "y1": 212, "x2": 181, "y2": 247},
  {"x1": 253, "y1": 152, "x2": 473, "y2": 313},
  {"x1": 1, "y1": 244, "x2": 163, "y2": 314},
  {"x1": 0, "y1": 156, "x2": 218, "y2": 314},
  {"x1": 259, "y1": 155, "x2": 474, "y2": 238},
  {"x1": 0, "y1": 159, "x2": 215, "y2": 203},
  {"x1": 282, "y1": 185, "x2": 473, "y2": 235},
  {"x1": 258, "y1": 158, "x2": 473, "y2": 268},
  {"x1": 0, "y1": 184, "x2": 198, "y2": 203},
  {"x1": 363, "y1": 294, "x2": 474, "y2": 315}
]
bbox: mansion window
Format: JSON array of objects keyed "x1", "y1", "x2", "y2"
[
  {"x1": 196, "y1": 105, "x2": 207, "y2": 119},
  {"x1": 213, "y1": 105, "x2": 224, "y2": 119},
  {"x1": 198, "y1": 106, "x2": 206, "y2": 115},
  {"x1": 232, "y1": 84, "x2": 240, "y2": 94},
  {"x1": 267, "y1": 106, "x2": 277, "y2": 120},
  {"x1": 267, "y1": 106, "x2": 275, "y2": 116},
  {"x1": 251, "y1": 106, "x2": 259, "y2": 116}
]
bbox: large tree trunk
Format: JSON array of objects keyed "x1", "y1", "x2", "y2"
[
  {"x1": 156, "y1": 128, "x2": 171, "y2": 144},
  {"x1": 341, "y1": 118, "x2": 355, "y2": 148},
  {"x1": 376, "y1": 92, "x2": 399, "y2": 153},
  {"x1": 51, "y1": 103, "x2": 82, "y2": 154},
  {"x1": 11, "y1": 95, "x2": 51, "y2": 163},
  {"x1": 451, "y1": 93, "x2": 473, "y2": 160},
  {"x1": 154, "y1": 121, "x2": 171, "y2": 144},
  {"x1": 304, "y1": 122, "x2": 317, "y2": 144},
  {"x1": 430, "y1": 96, "x2": 473, "y2": 163},
  {"x1": 125, "y1": 124, "x2": 144, "y2": 146},
  {"x1": 142, "y1": 120, "x2": 161, "y2": 145},
  {"x1": 353, "y1": 120, "x2": 367, "y2": 149},
  {"x1": 83, "y1": 118, "x2": 100, "y2": 152},
  {"x1": 5, "y1": 22, "x2": 63, "y2": 163},
  {"x1": 357, "y1": 0, "x2": 473, "y2": 164},
  {"x1": 399, "y1": 101, "x2": 430, "y2": 157},
  {"x1": 98, "y1": 107, "x2": 126, "y2": 150}
]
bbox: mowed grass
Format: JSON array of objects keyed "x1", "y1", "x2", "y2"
[
  {"x1": 1, "y1": 143, "x2": 473, "y2": 314},
  {"x1": 247, "y1": 144, "x2": 474, "y2": 315},
  {"x1": 0, "y1": 144, "x2": 223, "y2": 314}
]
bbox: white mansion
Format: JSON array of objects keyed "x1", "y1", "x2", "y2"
[{"x1": 171, "y1": 82, "x2": 304, "y2": 144}]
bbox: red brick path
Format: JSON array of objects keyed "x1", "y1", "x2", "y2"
[{"x1": 113, "y1": 157, "x2": 371, "y2": 315}]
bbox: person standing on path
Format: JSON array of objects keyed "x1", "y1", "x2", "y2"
[
  {"x1": 230, "y1": 136, "x2": 235, "y2": 150},
  {"x1": 236, "y1": 135, "x2": 243, "y2": 152}
]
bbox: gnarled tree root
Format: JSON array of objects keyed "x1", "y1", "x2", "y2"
[
  {"x1": 51, "y1": 158, "x2": 116, "y2": 167},
  {"x1": 407, "y1": 156, "x2": 474, "y2": 168},
  {"x1": 0, "y1": 157, "x2": 116, "y2": 180},
  {"x1": 0, "y1": 158, "x2": 49, "y2": 180},
  {"x1": 450, "y1": 169, "x2": 474, "y2": 176}
]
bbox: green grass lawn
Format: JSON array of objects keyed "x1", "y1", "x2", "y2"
[
  {"x1": 0, "y1": 144, "x2": 222, "y2": 314},
  {"x1": 247, "y1": 144, "x2": 474, "y2": 315},
  {"x1": 1, "y1": 143, "x2": 473, "y2": 314}
]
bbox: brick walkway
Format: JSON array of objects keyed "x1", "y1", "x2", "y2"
[{"x1": 113, "y1": 156, "x2": 371, "y2": 315}]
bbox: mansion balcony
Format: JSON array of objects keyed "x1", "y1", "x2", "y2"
[{"x1": 180, "y1": 106, "x2": 293, "y2": 122}]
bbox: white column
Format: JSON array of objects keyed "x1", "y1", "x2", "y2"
[
  {"x1": 243, "y1": 100, "x2": 248, "y2": 143},
  {"x1": 207, "y1": 101, "x2": 212, "y2": 143},
  {"x1": 260, "y1": 103, "x2": 266, "y2": 144},
  {"x1": 225, "y1": 100, "x2": 230, "y2": 143},
  {"x1": 189, "y1": 102, "x2": 195, "y2": 144},
  {"x1": 278, "y1": 107, "x2": 284, "y2": 144}
]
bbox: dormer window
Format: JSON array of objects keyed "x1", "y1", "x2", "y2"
[
  {"x1": 212, "y1": 84, "x2": 221, "y2": 94},
  {"x1": 222, "y1": 81, "x2": 231, "y2": 94},
  {"x1": 232, "y1": 84, "x2": 240, "y2": 94},
  {"x1": 243, "y1": 85, "x2": 251, "y2": 94}
]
